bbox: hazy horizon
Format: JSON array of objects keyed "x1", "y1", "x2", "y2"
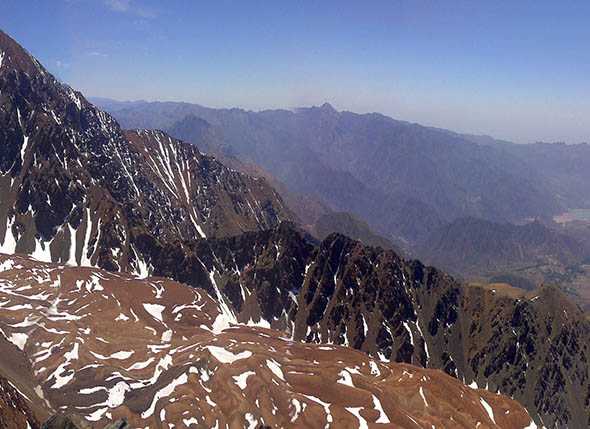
[
  {"x1": 1, "y1": 0, "x2": 589, "y2": 143},
  {"x1": 90, "y1": 96, "x2": 590, "y2": 146}
]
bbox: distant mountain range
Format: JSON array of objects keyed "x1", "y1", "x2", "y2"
[
  {"x1": 92, "y1": 96, "x2": 590, "y2": 316},
  {"x1": 159, "y1": 113, "x2": 401, "y2": 252},
  {"x1": 93, "y1": 97, "x2": 590, "y2": 248}
]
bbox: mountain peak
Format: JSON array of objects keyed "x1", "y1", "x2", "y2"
[
  {"x1": 319, "y1": 101, "x2": 336, "y2": 112},
  {"x1": 0, "y1": 30, "x2": 291, "y2": 273},
  {"x1": 0, "y1": 30, "x2": 48, "y2": 78}
]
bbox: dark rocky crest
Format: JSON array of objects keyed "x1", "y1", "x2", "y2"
[{"x1": 140, "y1": 221, "x2": 590, "y2": 428}]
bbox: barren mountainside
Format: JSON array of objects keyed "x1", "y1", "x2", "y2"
[{"x1": 0, "y1": 254, "x2": 539, "y2": 428}]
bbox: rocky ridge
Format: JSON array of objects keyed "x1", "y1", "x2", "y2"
[{"x1": 136, "y1": 223, "x2": 589, "y2": 428}]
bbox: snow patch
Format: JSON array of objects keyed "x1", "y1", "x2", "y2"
[
  {"x1": 480, "y1": 397, "x2": 496, "y2": 425},
  {"x1": 205, "y1": 346, "x2": 252, "y2": 364},
  {"x1": 372, "y1": 395, "x2": 390, "y2": 424},
  {"x1": 7, "y1": 332, "x2": 28, "y2": 350},
  {"x1": 233, "y1": 370, "x2": 255, "y2": 390},
  {"x1": 346, "y1": 407, "x2": 369, "y2": 429},
  {"x1": 0, "y1": 216, "x2": 17, "y2": 255},
  {"x1": 337, "y1": 369, "x2": 354, "y2": 387},
  {"x1": 143, "y1": 303, "x2": 165, "y2": 322},
  {"x1": 141, "y1": 372, "x2": 188, "y2": 418},
  {"x1": 266, "y1": 359, "x2": 285, "y2": 381}
]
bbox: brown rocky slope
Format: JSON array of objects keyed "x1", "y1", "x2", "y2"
[{"x1": 0, "y1": 253, "x2": 539, "y2": 429}]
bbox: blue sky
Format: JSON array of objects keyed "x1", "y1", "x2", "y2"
[{"x1": 1, "y1": 0, "x2": 589, "y2": 143}]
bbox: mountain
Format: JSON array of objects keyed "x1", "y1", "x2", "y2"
[
  {"x1": 168, "y1": 119, "x2": 400, "y2": 251},
  {"x1": 151, "y1": 223, "x2": 587, "y2": 428},
  {"x1": 165, "y1": 113, "x2": 230, "y2": 157},
  {"x1": 419, "y1": 217, "x2": 590, "y2": 309},
  {"x1": 0, "y1": 253, "x2": 539, "y2": 429},
  {"x1": 312, "y1": 211, "x2": 397, "y2": 250},
  {"x1": 506, "y1": 142, "x2": 590, "y2": 209},
  {"x1": 420, "y1": 217, "x2": 589, "y2": 276},
  {"x1": 2, "y1": 30, "x2": 590, "y2": 427},
  {"x1": 93, "y1": 98, "x2": 563, "y2": 245},
  {"x1": 463, "y1": 135, "x2": 590, "y2": 210},
  {"x1": 0, "y1": 30, "x2": 290, "y2": 276}
]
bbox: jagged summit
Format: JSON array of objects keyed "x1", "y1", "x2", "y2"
[{"x1": 318, "y1": 101, "x2": 337, "y2": 112}]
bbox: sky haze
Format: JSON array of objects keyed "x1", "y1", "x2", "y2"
[{"x1": 1, "y1": 0, "x2": 588, "y2": 143}]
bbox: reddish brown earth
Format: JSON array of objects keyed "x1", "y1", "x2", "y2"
[{"x1": 0, "y1": 253, "x2": 539, "y2": 428}]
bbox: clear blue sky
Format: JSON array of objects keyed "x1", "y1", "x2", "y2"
[{"x1": 1, "y1": 1, "x2": 589, "y2": 143}]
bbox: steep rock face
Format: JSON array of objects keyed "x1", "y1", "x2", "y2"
[
  {"x1": 0, "y1": 30, "x2": 289, "y2": 275},
  {"x1": 123, "y1": 129, "x2": 288, "y2": 239},
  {"x1": 0, "y1": 254, "x2": 538, "y2": 429},
  {"x1": 142, "y1": 223, "x2": 589, "y2": 428}
]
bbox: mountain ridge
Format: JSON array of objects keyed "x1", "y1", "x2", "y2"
[
  {"x1": 419, "y1": 217, "x2": 589, "y2": 275},
  {"x1": 0, "y1": 29, "x2": 291, "y2": 277},
  {"x1": 419, "y1": 217, "x2": 590, "y2": 310},
  {"x1": 93, "y1": 97, "x2": 569, "y2": 245},
  {"x1": 132, "y1": 220, "x2": 590, "y2": 427}
]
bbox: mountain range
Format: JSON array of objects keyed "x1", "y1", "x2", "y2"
[
  {"x1": 93, "y1": 98, "x2": 590, "y2": 248},
  {"x1": 1, "y1": 29, "x2": 589, "y2": 428},
  {"x1": 92, "y1": 78, "x2": 590, "y2": 318}
]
